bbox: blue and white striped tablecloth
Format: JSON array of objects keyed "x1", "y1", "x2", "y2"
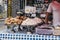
[{"x1": 0, "y1": 33, "x2": 60, "y2": 40}]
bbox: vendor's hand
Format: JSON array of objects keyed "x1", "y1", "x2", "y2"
[
  {"x1": 43, "y1": 20, "x2": 48, "y2": 24},
  {"x1": 45, "y1": 21, "x2": 49, "y2": 24}
]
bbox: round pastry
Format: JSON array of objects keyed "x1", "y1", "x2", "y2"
[
  {"x1": 14, "y1": 23, "x2": 17, "y2": 25},
  {"x1": 5, "y1": 21, "x2": 11, "y2": 25},
  {"x1": 20, "y1": 16, "x2": 27, "y2": 20},
  {"x1": 17, "y1": 19, "x2": 22, "y2": 24},
  {"x1": 5, "y1": 17, "x2": 14, "y2": 24},
  {"x1": 20, "y1": 16, "x2": 24, "y2": 19},
  {"x1": 14, "y1": 18, "x2": 20, "y2": 24},
  {"x1": 5, "y1": 18, "x2": 11, "y2": 23},
  {"x1": 10, "y1": 18, "x2": 15, "y2": 23},
  {"x1": 23, "y1": 16, "x2": 27, "y2": 20},
  {"x1": 15, "y1": 16, "x2": 20, "y2": 19}
]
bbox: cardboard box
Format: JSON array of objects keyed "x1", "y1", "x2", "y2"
[
  {"x1": 53, "y1": 29, "x2": 60, "y2": 35},
  {"x1": 35, "y1": 27, "x2": 53, "y2": 35},
  {"x1": 25, "y1": 6, "x2": 36, "y2": 13}
]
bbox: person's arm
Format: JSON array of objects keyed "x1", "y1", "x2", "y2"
[
  {"x1": 45, "y1": 12, "x2": 49, "y2": 24},
  {"x1": 45, "y1": 3, "x2": 53, "y2": 24}
]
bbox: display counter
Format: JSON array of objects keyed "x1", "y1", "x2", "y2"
[{"x1": 0, "y1": 20, "x2": 60, "y2": 40}]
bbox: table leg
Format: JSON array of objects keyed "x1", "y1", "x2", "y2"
[{"x1": 18, "y1": 24, "x2": 21, "y2": 31}]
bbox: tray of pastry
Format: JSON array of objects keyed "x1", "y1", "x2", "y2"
[
  {"x1": 21, "y1": 17, "x2": 43, "y2": 26},
  {"x1": 5, "y1": 16, "x2": 27, "y2": 25}
]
